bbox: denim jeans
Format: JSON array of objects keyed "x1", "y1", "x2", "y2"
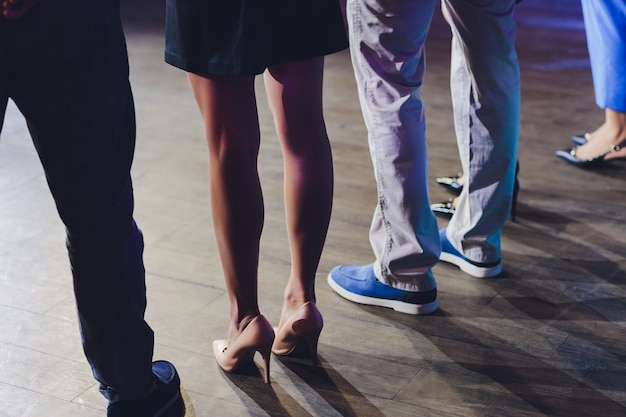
[
  {"x1": 443, "y1": 0, "x2": 520, "y2": 264},
  {"x1": 0, "y1": 0, "x2": 154, "y2": 402},
  {"x1": 347, "y1": 0, "x2": 519, "y2": 289}
]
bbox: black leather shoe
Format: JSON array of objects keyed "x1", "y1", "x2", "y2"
[
  {"x1": 570, "y1": 133, "x2": 589, "y2": 146},
  {"x1": 431, "y1": 199, "x2": 455, "y2": 218},
  {"x1": 107, "y1": 361, "x2": 185, "y2": 417},
  {"x1": 435, "y1": 173, "x2": 463, "y2": 195}
]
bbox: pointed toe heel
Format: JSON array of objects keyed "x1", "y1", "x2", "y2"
[
  {"x1": 431, "y1": 199, "x2": 455, "y2": 218},
  {"x1": 272, "y1": 301, "x2": 323, "y2": 367},
  {"x1": 435, "y1": 173, "x2": 464, "y2": 195},
  {"x1": 571, "y1": 133, "x2": 590, "y2": 146},
  {"x1": 556, "y1": 140, "x2": 626, "y2": 168},
  {"x1": 213, "y1": 315, "x2": 275, "y2": 383}
]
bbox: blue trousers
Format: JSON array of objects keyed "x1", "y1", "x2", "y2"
[
  {"x1": 0, "y1": 0, "x2": 154, "y2": 402},
  {"x1": 581, "y1": 0, "x2": 626, "y2": 112}
]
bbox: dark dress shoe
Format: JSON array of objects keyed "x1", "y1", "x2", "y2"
[
  {"x1": 431, "y1": 200, "x2": 455, "y2": 218},
  {"x1": 435, "y1": 174, "x2": 463, "y2": 195},
  {"x1": 107, "y1": 361, "x2": 185, "y2": 417},
  {"x1": 430, "y1": 162, "x2": 520, "y2": 222}
]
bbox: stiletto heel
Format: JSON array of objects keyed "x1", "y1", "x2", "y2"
[
  {"x1": 213, "y1": 315, "x2": 275, "y2": 383},
  {"x1": 272, "y1": 301, "x2": 323, "y2": 367},
  {"x1": 259, "y1": 344, "x2": 271, "y2": 384},
  {"x1": 510, "y1": 162, "x2": 520, "y2": 222}
]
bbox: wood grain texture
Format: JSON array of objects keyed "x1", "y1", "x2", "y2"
[{"x1": 0, "y1": 0, "x2": 624, "y2": 416}]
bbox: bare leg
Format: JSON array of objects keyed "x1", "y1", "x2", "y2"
[
  {"x1": 187, "y1": 73, "x2": 263, "y2": 343},
  {"x1": 574, "y1": 108, "x2": 626, "y2": 160},
  {"x1": 263, "y1": 57, "x2": 333, "y2": 323}
]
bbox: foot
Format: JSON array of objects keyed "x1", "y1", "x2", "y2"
[
  {"x1": 106, "y1": 361, "x2": 185, "y2": 417},
  {"x1": 573, "y1": 111, "x2": 626, "y2": 161},
  {"x1": 272, "y1": 301, "x2": 323, "y2": 366},
  {"x1": 213, "y1": 315, "x2": 275, "y2": 383},
  {"x1": 568, "y1": 135, "x2": 626, "y2": 161},
  {"x1": 439, "y1": 228, "x2": 502, "y2": 278},
  {"x1": 327, "y1": 264, "x2": 438, "y2": 315}
]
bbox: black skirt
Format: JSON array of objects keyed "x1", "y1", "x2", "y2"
[{"x1": 165, "y1": 0, "x2": 349, "y2": 76}]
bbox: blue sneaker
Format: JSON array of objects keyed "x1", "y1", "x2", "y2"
[
  {"x1": 439, "y1": 228, "x2": 502, "y2": 278},
  {"x1": 327, "y1": 264, "x2": 438, "y2": 315}
]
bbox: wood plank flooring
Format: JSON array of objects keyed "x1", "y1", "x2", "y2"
[{"x1": 1, "y1": 0, "x2": 625, "y2": 416}]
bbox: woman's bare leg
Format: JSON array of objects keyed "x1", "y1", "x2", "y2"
[
  {"x1": 187, "y1": 73, "x2": 263, "y2": 342},
  {"x1": 264, "y1": 57, "x2": 333, "y2": 322}
]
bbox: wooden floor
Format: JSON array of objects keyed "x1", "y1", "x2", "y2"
[{"x1": 1, "y1": 1, "x2": 625, "y2": 416}]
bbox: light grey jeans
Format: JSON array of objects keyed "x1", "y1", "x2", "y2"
[
  {"x1": 443, "y1": 0, "x2": 520, "y2": 264},
  {"x1": 347, "y1": 0, "x2": 519, "y2": 290}
]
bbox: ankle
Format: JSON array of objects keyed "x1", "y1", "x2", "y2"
[
  {"x1": 282, "y1": 283, "x2": 315, "y2": 307},
  {"x1": 601, "y1": 109, "x2": 626, "y2": 144},
  {"x1": 228, "y1": 311, "x2": 260, "y2": 342}
]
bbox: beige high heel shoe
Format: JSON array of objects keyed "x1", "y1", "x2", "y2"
[
  {"x1": 272, "y1": 301, "x2": 323, "y2": 367},
  {"x1": 213, "y1": 315, "x2": 275, "y2": 383}
]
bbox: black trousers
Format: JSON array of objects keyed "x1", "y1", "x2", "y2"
[{"x1": 0, "y1": 0, "x2": 154, "y2": 401}]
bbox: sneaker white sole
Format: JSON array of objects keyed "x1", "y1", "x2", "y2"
[
  {"x1": 327, "y1": 275, "x2": 438, "y2": 315},
  {"x1": 440, "y1": 252, "x2": 502, "y2": 278}
]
